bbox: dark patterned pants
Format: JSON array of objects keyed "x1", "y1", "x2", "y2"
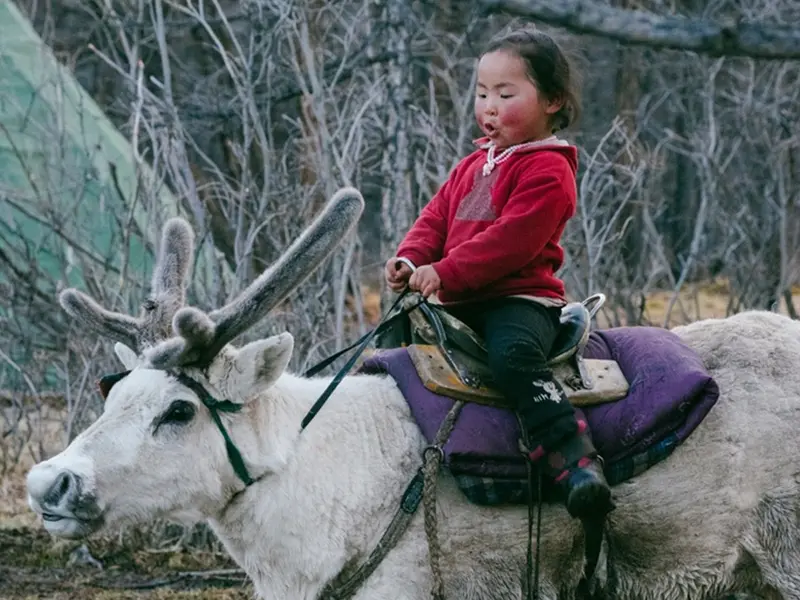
[{"x1": 445, "y1": 297, "x2": 579, "y2": 450}]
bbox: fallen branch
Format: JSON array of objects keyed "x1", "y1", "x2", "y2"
[
  {"x1": 480, "y1": 0, "x2": 800, "y2": 59},
  {"x1": 94, "y1": 568, "x2": 248, "y2": 591}
]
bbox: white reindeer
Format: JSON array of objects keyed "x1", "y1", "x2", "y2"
[{"x1": 26, "y1": 188, "x2": 800, "y2": 600}]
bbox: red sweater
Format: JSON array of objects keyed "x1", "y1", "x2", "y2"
[{"x1": 396, "y1": 141, "x2": 578, "y2": 305}]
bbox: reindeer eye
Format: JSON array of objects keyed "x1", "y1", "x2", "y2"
[{"x1": 158, "y1": 400, "x2": 196, "y2": 429}]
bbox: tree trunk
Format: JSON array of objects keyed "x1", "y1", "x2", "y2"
[
  {"x1": 612, "y1": 0, "x2": 644, "y2": 324},
  {"x1": 375, "y1": 0, "x2": 415, "y2": 311}
]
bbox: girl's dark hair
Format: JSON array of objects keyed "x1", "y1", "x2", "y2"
[{"x1": 482, "y1": 27, "x2": 581, "y2": 132}]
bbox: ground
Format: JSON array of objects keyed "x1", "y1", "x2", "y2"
[
  {"x1": 0, "y1": 528, "x2": 252, "y2": 599},
  {"x1": 3, "y1": 281, "x2": 799, "y2": 598},
  {"x1": 0, "y1": 408, "x2": 252, "y2": 599},
  {"x1": 1, "y1": 459, "x2": 252, "y2": 599}
]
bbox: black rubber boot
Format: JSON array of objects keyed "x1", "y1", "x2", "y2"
[
  {"x1": 528, "y1": 422, "x2": 615, "y2": 519},
  {"x1": 556, "y1": 431, "x2": 614, "y2": 519}
]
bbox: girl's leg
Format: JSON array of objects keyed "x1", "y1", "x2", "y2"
[{"x1": 474, "y1": 299, "x2": 614, "y2": 519}]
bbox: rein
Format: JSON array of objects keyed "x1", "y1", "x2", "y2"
[{"x1": 300, "y1": 287, "x2": 420, "y2": 429}]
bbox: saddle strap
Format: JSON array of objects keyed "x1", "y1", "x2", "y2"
[
  {"x1": 525, "y1": 457, "x2": 543, "y2": 600},
  {"x1": 320, "y1": 471, "x2": 425, "y2": 599},
  {"x1": 576, "y1": 517, "x2": 605, "y2": 599}
]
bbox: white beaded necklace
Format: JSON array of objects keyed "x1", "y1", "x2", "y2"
[{"x1": 481, "y1": 137, "x2": 559, "y2": 176}]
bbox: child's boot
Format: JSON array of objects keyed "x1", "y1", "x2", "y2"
[
  {"x1": 518, "y1": 373, "x2": 615, "y2": 519},
  {"x1": 540, "y1": 420, "x2": 614, "y2": 519}
]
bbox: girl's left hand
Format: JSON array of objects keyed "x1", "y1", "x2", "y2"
[{"x1": 409, "y1": 265, "x2": 441, "y2": 298}]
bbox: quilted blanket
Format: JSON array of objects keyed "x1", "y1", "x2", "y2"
[{"x1": 359, "y1": 326, "x2": 720, "y2": 481}]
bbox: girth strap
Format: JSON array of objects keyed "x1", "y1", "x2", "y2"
[
  {"x1": 319, "y1": 470, "x2": 425, "y2": 599},
  {"x1": 319, "y1": 400, "x2": 463, "y2": 600}
]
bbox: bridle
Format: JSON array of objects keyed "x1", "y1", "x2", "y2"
[
  {"x1": 96, "y1": 289, "x2": 419, "y2": 489},
  {"x1": 97, "y1": 369, "x2": 255, "y2": 488}
]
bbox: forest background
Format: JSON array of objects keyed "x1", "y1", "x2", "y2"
[{"x1": 0, "y1": 0, "x2": 799, "y2": 589}]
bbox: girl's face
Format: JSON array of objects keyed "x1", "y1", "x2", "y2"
[{"x1": 474, "y1": 50, "x2": 563, "y2": 148}]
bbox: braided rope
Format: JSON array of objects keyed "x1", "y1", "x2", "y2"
[{"x1": 422, "y1": 400, "x2": 465, "y2": 600}]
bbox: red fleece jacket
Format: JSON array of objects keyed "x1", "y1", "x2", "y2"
[{"x1": 396, "y1": 141, "x2": 578, "y2": 305}]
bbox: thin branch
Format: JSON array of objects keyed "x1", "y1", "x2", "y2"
[{"x1": 94, "y1": 568, "x2": 247, "y2": 591}]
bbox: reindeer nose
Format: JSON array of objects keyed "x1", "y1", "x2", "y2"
[
  {"x1": 44, "y1": 471, "x2": 80, "y2": 506},
  {"x1": 28, "y1": 463, "x2": 83, "y2": 513}
]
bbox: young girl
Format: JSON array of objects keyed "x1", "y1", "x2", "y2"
[{"x1": 385, "y1": 28, "x2": 613, "y2": 519}]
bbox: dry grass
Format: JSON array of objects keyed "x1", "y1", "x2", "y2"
[
  {"x1": 0, "y1": 525, "x2": 250, "y2": 599},
  {"x1": 12, "y1": 591, "x2": 253, "y2": 600},
  {"x1": 626, "y1": 280, "x2": 800, "y2": 328},
  {"x1": 9, "y1": 589, "x2": 254, "y2": 600},
  {"x1": 1, "y1": 401, "x2": 68, "y2": 530},
  {"x1": 1, "y1": 465, "x2": 42, "y2": 530},
  {"x1": 0, "y1": 407, "x2": 251, "y2": 598}
]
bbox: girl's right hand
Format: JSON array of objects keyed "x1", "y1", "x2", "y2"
[{"x1": 385, "y1": 257, "x2": 413, "y2": 292}]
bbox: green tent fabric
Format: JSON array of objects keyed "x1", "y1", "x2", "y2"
[{"x1": 0, "y1": 1, "x2": 225, "y2": 383}]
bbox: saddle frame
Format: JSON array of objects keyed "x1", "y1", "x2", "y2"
[{"x1": 390, "y1": 293, "x2": 629, "y2": 408}]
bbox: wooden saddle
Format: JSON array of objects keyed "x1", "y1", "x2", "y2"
[{"x1": 392, "y1": 293, "x2": 629, "y2": 409}]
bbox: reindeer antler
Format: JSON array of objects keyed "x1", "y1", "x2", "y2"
[
  {"x1": 144, "y1": 187, "x2": 365, "y2": 369},
  {"x1": 59, "y1": 217, "x2": 196, "y2": 353}
]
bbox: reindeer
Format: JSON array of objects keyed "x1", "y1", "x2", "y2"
[{"x1": 26, "y1": 187, "x2": 800, "y2": 600}]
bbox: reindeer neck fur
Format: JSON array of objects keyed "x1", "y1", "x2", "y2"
[{"x1": 207, "y1": 370, "x2": 425, "y2": 600}]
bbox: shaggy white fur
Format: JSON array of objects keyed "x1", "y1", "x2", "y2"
[{"x1": 26, "y1": 310, "x2": 800, "y2": 600}]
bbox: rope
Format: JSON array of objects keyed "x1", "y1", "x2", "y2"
[
  {"x1": 518, "y1": 414, "x2": 543, "y2": 600},
  {"x1": 421, "y1": 400, "x2": 465, "y2": 600},
  {"x1": 319, "y1": 472, "x2": 424, "y2": 600}
]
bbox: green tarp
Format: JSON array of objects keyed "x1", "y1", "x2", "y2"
[
  {"x1": 1, "y1": 1, "x2": 155, "y2": 289},
  {"x1": 0, "y1": 1, "x2": 224, "y2": 382}
]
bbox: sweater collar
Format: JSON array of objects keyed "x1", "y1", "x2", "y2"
[{"x1": 472, "y1": 135, "x2": 570, "y2": 150}]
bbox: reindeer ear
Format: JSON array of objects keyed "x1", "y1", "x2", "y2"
[
  {"x1": 97, "y1": 370, "x2": 131, "y2": 400},
  {"x1": 230, "y1": 333, "x2": 294, "y2": 399},
  {"x1": 114, "y1": 342, "x2": 140, "y2": 370}
]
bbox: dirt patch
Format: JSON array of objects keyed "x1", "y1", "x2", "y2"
[{"x1": 0, "y1": 528, "x2": 254, "y2": 599}]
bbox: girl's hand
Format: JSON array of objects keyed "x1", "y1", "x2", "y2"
[
  {"x1": 385, "y1": 257, "x2": 413, "y2": 292},
  {"x1": 408, "y1": 265, "x2": 441, "y2": 298}
]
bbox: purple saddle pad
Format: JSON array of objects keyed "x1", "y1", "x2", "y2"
[{"x1": 359, "y1": 326, "x2": 720, "y2": 480}]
